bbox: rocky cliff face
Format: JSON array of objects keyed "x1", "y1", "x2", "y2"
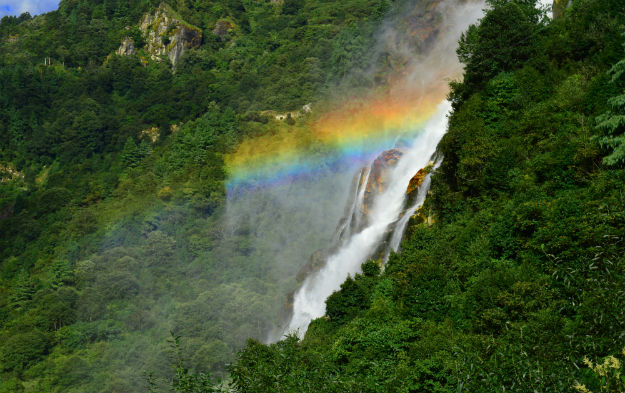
[
  {"x1": 400, "y1": 165, "x2": 434, "y2": 231},
  {"x1": 362, "y1": 149, "x2": 403, "y2": 216},
  {"x1": 406, "y1": 168, "x2": 427, "y2": 195},
  {"x1": 116, "y1": 36, "x2": 136, "y2": 56},
  {"x1": 116, "y1": 4, "x2": 202, "y2": 68},
  {"x1": 140, "y1": 5, "x2": 202, "y2": 67}
]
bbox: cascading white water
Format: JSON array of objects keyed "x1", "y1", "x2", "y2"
[
  {"x1": 388, "y1": 174, "x2": 432, "y2": 253},
  {"x1": 335, "y1": 166, "x2": 371, "y2": 242},
  {"x1": 386, "y1": 156, "x2": 442, "y2": 258},
  {"x1": 283, "y1": 100, "x2": 452, "y2": 338}
]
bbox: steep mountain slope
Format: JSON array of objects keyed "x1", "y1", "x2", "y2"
[{"x1": 230, "y1": 1, "x2": 625, "y2": 392}]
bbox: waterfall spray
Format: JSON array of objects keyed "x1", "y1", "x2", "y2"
[
  {"x1": 268, "y1": 0, "x2": 487, "y2": 341},
  {"x1": 223, "y1": 0, "x2": 485, "y2": 344},
  {"x1": 281, "y1": 100, "x2": 452, "y2": 338}
]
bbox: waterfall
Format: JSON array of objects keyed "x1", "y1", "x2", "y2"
[
  {"x1": 387, "y1": 174, "x2": 432, "y2": 255},
  {"x1": 335, "y1": 166, "x2": 371, "y2": 243},
  {"x1": 281, "y1": 100, "x2": 452, "y2": 338},
  {"x1": 386, "y1": 155, "x2": 442, "y2": 259}
]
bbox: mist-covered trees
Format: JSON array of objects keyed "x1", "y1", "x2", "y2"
[{"x1": 0, "y1": 0, "x2": 400, "y2": 391}]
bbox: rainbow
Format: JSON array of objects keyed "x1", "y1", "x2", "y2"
[{"x1": 225, "y1": 79, "x2": 448, "y2": 192}]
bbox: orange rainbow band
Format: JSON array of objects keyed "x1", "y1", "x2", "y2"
[{"x1": 226, "y1": 80, "x2": 448, "y2": 191}]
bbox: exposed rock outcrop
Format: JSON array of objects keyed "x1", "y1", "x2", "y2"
[
  {"x1": 140, "y1": 4, "x2": 202, "y2": 68},
  {"x1": 266, "y1": 103, "x2": 313, "y2": 122},
  {"x1": 406, "y1": 168, "x2": 427, "y2": 195},
  {"x1": 116, "y1": 37, "x2": 136, "y2": 56},
  {"x1": 363, "y1": 149, "x2": 403, "y2": 215},
  {"x1": 405, "y1": 165, "x2": 432, "y2": 206}
]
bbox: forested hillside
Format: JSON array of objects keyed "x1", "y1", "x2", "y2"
[
  {"x1": 1, "y1": 0, "x2": 624, "y2": 392},
  {"x1": 0, "y1": 0, "x2": 395, "y2": 391},
  {"x1": 230, "y1": 0, "x2": 625, "y2": 392}
]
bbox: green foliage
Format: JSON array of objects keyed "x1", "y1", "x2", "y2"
[
  {"x1": 50, "y1": 260, "x2": 74, "y2": 288},
  {"x1": 146, "y1": 332, "x2": 220, "y2": 393},
  {"x1": 121, "y1": 137, "x2": 141, "y2": 168},
  {"x1": 325, "y1": 276, "x2": 369, "y2": 325},
  {"x1": 595, "y1": 42, "x2": 625, "y2": 166},
  {"x1": 230, "y1": 335, "x2": 335, "y2": 393},
  {"x1": 574, "y1": 347, "x2": 625, "y2": 393},
  {"x1": 455, "y1": 0, "x2": 542, "y2": 103},
  {"x1": 0, "y1": 330, "x2": 49, "y2": 372},
  {"x1": 361, "y1": 260, "x2": 381, "y2": 277}
]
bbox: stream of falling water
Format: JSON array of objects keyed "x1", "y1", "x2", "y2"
[{"x1": 282, "y1": 100, "x2": 452, "y2": 338}]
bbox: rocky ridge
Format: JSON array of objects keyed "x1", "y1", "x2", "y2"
[
  {"x1": 140, "y1": 5, "x2": 202, "y2": 67},
  {"x1": 116, "y1": 4, "x2": 202, "y2": 68}
]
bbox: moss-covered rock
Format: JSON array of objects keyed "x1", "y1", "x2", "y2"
[
  {"x1": 139, "y1": 4, "x2": 202, "y2": 68},
  {"x1": 116, "y1": 36, "x2": 136, "y2": 56}
]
